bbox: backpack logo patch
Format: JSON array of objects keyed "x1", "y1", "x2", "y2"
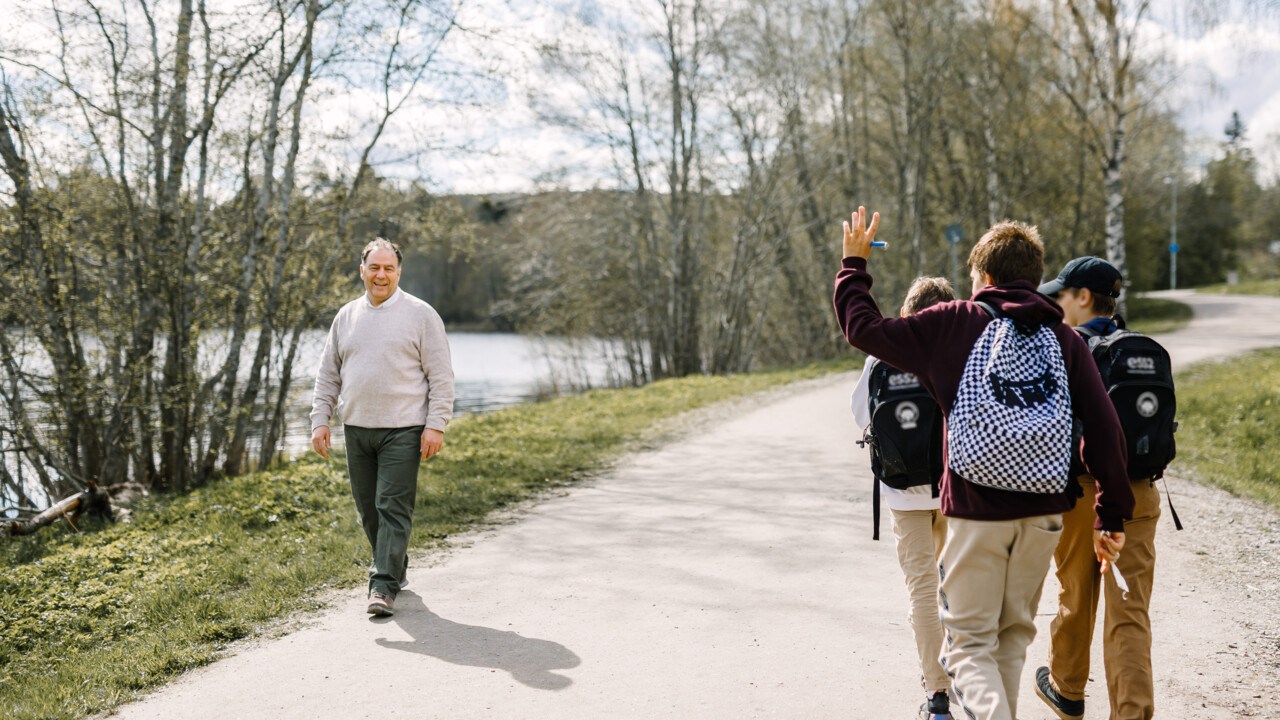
[
  {"x1": 1136, "y1": 391, "x2": 1159, "y2": 418},
  {"x1": 1126, "y1": 356, "x2": 1157, "y2": 374},
  {"x1": 990, "y1": 372, "x2": 1059, "y2": 409},
  {"x1": 888, "y1": 372, "x2": 921, "y2": 389},
  {"x1": 895, "y1": 401, "x2": 920, "y2": 429}
]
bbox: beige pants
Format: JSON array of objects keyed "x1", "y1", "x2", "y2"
[
  {"x1": 890, "y1": 508, "x2": 950, "y2": 694},
  {"x1": 939, "y1": 514, "x2": 1063, "y2": 720},
  {"x1": 1047, "y1": 477, "x2": 1161, "y2": 720}
]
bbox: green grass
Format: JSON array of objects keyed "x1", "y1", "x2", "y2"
[
  {"x1": 1193, "y1": 279, "x2": 1280, "y2": 296},
  {"x1": 1173, "y1": 348, "x2": 1280, "y2": 506},
  {"x1": 0, "y1": 360, "x2": 851, "y2": 720},
  {"x1": 1126, "y1": 296, "x2": 1194, "y2": 334}
]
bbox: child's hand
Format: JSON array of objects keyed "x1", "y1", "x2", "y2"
[
  {"x1": 1094, "y1": 530, "x2": 1126, "y2": 574},
  {"x1": 843, "y1": 206, "x2": 880, "y2": 260}
]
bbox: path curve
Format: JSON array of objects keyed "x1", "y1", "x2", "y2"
[{"x1": 107, "y1": 292, "x2": 1280, "y2": 720}]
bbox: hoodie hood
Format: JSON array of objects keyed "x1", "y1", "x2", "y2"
[{"x1": 973, "y1": 280, "x2": 1065, "y2": 327}]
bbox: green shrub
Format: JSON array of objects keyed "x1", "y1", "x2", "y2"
[
  {"x1": 1194, "y1": 279, "x2": 1280, "y2": 296},
  {"x1": 1126, "y1": 296, "x2": 1193, "y2": 334}
]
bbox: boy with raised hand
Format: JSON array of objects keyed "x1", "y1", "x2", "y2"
[
  {"x1": 850, "y1": 276, "x2": 956, "y2": 720},
  {"x1": 1035, "y1": 257, "x2": 1167, "y2": 720},
  {"x1": 833, "y1": 208, "x2": 1133, "y2": 720}
]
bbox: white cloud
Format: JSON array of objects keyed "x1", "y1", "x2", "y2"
[{"x1": 1140, "y1": 14, "x2": 1280, "y2": 178}]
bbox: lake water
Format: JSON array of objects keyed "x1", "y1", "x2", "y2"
[
  {"x1": 285, "y1": 331, "x2": 633, "y2": 454},
  {"x1": 2, "y1": 331, "x2": 633, "y2": 510}
]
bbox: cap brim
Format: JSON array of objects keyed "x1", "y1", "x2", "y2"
[{"x1": 1038, "y1": 279, "x2": 1065, "y2": 296}]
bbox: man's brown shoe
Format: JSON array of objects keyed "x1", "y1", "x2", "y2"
[{"x1": 367, "y1": 591, "x2": 394, "y2": 616}]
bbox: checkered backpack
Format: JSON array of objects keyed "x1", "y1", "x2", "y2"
[{"x1": 947, "y1": 302, "x2": 1072, "y2": 494}]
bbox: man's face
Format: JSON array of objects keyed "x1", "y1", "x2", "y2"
[{"x1": 360, "y1": 248, "x2": 401, "y2": 306}]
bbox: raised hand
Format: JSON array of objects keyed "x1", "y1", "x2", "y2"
[{"x1": 842, "y1": 206, "x2": 881, "y2": 260}]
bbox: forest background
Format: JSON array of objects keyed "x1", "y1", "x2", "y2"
[{"x1": 1, "y1": 0, "x2": 1278, "y2": 513}]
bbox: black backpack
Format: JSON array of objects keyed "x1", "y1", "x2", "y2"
[
  {"x1": 1078, "y1": 327, "x2": 1178, "y2": 480},
  {"x1": 860, "y1": 359, "x2": 943, "y2": 539}
]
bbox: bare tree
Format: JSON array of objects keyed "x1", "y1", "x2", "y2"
[
  {"x1": 1042, "y1": 0, "x2": 1155, "y2": 313},
  {"x1": 0, "y1": 0, "x2": 470, "y2": 519}
]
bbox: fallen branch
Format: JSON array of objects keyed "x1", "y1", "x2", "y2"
[{"x1": 1, "y1": 489, "x2": 93, "y2": 535}]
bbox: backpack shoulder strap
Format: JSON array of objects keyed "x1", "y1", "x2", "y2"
[
  {"x1": 1074, "y1": 324, "x2": 1106, "y2": 352},
  {"x1": 1090, "y1": 327, "x2": 1140, "y2": 351},
  {"x1": 975, "y1": 299, "x2": 1041, "y2": 335},
  {"x1": 865, "y1": 357, "x2": 888, "y2": 399},
  {"x1": 872, "y1": 475, "x2": 881, "y2": 541}
]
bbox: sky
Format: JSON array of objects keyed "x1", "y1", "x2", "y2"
[
  {"x1": 1143, "y1": 0, "x2": 1280, "y2": 179},
  {"x1": 1, "y1": 0, "x2": 1277, "y2": 194},
  {"x1": 409, "y1": 0, "x2": 1280, "y2": 194}
]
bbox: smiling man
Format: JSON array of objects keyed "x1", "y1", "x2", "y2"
[{"x1": 311, "y1": 238, "x2": 455, "y2": 617}]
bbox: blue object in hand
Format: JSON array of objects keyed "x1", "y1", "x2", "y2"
[{"x1": 870, "y1": 241, "x2": 888, "y2": 248}]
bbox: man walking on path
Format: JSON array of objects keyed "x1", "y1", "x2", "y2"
[
  {"x1": 311, "y1": 238, "x2": 455, "y2": 617},
  {"x1": 1035, "y1": 257, "x2": 1169, "y2": 720},
  {"x1": 833, "y1": 209, "x2": 1133, "y2": 720}
]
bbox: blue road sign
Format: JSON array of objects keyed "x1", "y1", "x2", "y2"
[
  {"x1": 945, "y1": 224, "x2": 964, "y2": 245},
  {"x1": 1170, "y1": 244, "x2": 1180, "y2": 253}
]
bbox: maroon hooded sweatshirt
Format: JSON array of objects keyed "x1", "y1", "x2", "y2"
[{"x1": 834, "y1": 257, "x2": 1134, "y2": 532}]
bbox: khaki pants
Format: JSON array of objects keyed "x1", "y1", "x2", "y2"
[
  {"x1": 1047, "y1": 477, "x2": 1160, "y2": 720},
  {"x1": 890, "y1": 508, "x2": 950, "y2": 695},
  {"x1": 939, "y1": 514, "x2": 1063, "y2": 720}
]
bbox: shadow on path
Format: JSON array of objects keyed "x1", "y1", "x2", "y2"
[{"x1": 373, "y1": 592, "x2": 581, "y2": 690}]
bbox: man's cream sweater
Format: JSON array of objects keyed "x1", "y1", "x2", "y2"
[{"x1": 310, "y1": 289, "x2": 454, "y2": 432}]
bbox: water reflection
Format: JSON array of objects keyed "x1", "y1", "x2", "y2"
[
  {"x1": 295, "y1": 332, "x2": 632, "y2": 455},
  {"x1": 1, "y1": 331, "x2": 633, "y2": 510}
]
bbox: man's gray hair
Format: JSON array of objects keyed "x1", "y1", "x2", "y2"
[{"x1": 361, "y1": 237, "x2": 402, "y2": 265}]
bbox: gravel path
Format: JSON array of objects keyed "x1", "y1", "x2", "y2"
[{"x1": 106, "y1": 291, "x2": 1280, "y2": 720}]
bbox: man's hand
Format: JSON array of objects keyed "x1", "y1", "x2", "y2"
[
  {"x1": 1094, "y1": 529, "x2": 1126, "y2": 574},
  {"x1": 311, "y1": 426, "x2": 331, "y2": 459},
  {"x1": 421, "y1": 428, "x2": 444, "y2": 461},
  {"x1": 842, "y1": 205, "x2": 881, "y2": 260}
]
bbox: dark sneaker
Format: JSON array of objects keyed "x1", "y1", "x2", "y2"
[
  {"x1": 367, "y1": 591, "x2": 395, "y2": 616},
  {"x1": 1035, "y1": 666, "x2": 1084, "y2": 719},
  {"x1": 920, "y1": 690, "x2": 951, "y2": 719}
]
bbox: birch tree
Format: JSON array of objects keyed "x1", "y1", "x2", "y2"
[{"x1": 1043, "y1": 0, "x2": 1154, "y2": 312}]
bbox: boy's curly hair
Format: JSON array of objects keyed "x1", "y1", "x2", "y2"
[{"x1": 968, "y1": 221, "x2": 1044, "y2": 285}]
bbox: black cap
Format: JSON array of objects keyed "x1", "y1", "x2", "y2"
[{"x1": 1039, "y1": 256, "x2": 1123, "y2": 298}]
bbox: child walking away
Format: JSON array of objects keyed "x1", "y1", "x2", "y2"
[
  {"x1": 833, "y1": 209, "x2": 1135, "y2": 720},
  {"x1": 851, "y1": 276, "x2": 955, "y2": 720},
  {"x1": 1035, "y1": 257, "x2": 1178, "y2": 720}
]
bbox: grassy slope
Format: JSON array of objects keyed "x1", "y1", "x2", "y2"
[
  {"x1": 1126, "y1": 296, "x2": 1194, "y2": 334},
  {"x1": 1173, "y1": 348, "x2": 1280, "y2": 507},
  {"x1": 1193, "y1": 279, "x2": 1280, "y2": 296},
  {"x1": 0, "y1": 361, "x2": 850, "y2": 720}
]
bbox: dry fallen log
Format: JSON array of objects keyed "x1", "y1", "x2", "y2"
[
  {"x1": 2, "y1": 484, "x2": 143, "y2": 537},
  {"x1": 2, "y1": 491, "x2": 89, "y2": 536}
]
